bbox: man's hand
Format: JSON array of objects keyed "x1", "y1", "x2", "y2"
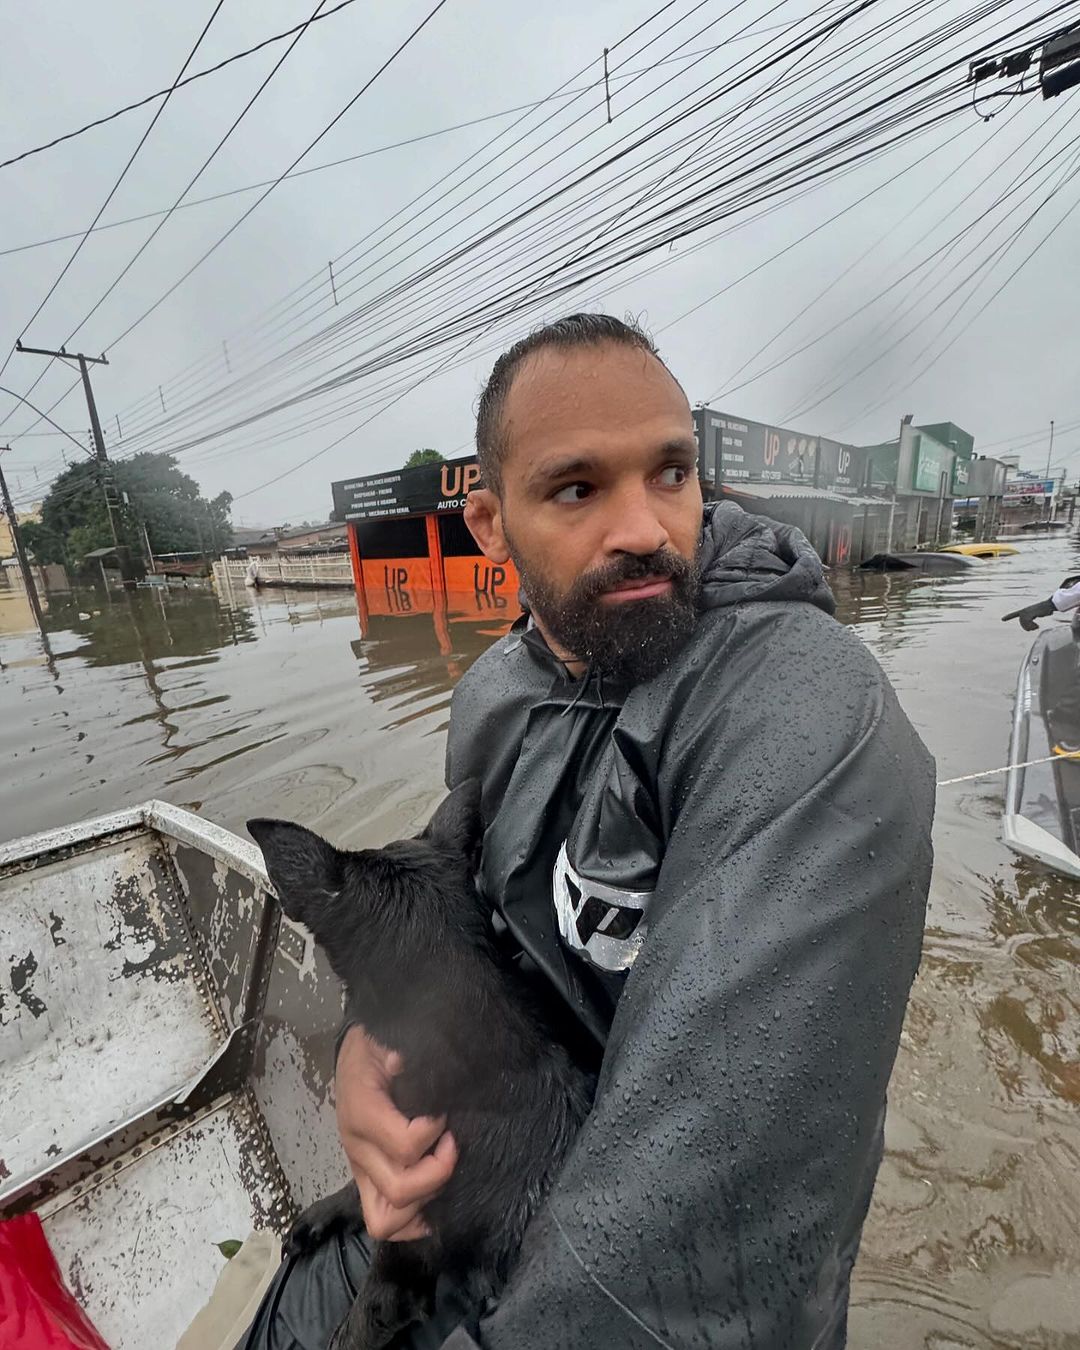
[
  {"x1": 335, "y1": 1025, "x2": 457, "y2": 1242},
  {"x1": 1002, "y1": 598, "x2": 1055, "y2": 631}
]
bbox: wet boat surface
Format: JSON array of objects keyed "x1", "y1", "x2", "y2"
[{"x1": 0, "y1": 801, "x2": 345, "y2": 1348}]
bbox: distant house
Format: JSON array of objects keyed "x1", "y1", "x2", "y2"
[
  {"x1": 226, "y1": 522, "x2": 348, "y2": 559},
  {"x1": 0, "y1": 501, "x2": 41, "y2": 562}
]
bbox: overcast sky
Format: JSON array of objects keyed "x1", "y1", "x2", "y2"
[{"x1": 1, "y1": 0, "x2": 1078, "y2": 525}]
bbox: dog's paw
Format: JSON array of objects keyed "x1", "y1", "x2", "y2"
[{"x1": 285, "y1": 1185, "x2": 363, "y2": 1257}]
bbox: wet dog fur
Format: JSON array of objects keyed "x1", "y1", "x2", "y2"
[{"x1": 248, "y1": 781, "x2": 592, "y2": 1350}]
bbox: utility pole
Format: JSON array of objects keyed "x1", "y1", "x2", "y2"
[
  {"x1": 15, "y1": 341, "x2": 140, "y2": 583},
  {"x1": 0, "y1": 446, "x2": 46, "y2": 633}
]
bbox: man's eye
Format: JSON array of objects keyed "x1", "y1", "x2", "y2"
[
  {"x1": 657, "y1": 465, "x2": 691, "y2": 487},
  {"x1": 552, "y1": 482, "x2": 594, "y2": 504}
]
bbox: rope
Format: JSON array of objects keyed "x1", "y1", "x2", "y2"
[{"x1": 937, "y1": 750, "x2": 1080, "y2": 788}]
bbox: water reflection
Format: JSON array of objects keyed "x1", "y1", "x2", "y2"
[
  {"x1": 4, "y1": 546, "x2": 1080, "y2": 1347},
  {"x1": 349, "y1": 612, "x2": 512, "y2": 729},
  {"x1": 840, "y1": 542, "x2": 1080, "y2": 1349},
  {"x1": 0, "y1": 586, "x2": 506, "y2": 850},
  {"x1": 45, "y1": 589, "x2": 258, "y2": 665}
]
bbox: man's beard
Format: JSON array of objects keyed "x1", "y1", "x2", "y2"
[{"x1": 513, "y1": 545, "x2": 701, "y2": 684}]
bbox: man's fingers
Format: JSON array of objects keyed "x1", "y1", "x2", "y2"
[
  {"x1": 349, "y1": 1131, "x2": 457, "y2": 1210},
  {"x1": 338, "y1": 1089, "x2": 447, "y2": 1168},
  {"x1": 356, "y1": 1175, "x2": 430, "y2": 1242},
  {"x1": 333, "y1": 1025, "x2": 454, "y2": 1241}
]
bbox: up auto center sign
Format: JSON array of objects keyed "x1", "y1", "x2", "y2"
[{"x1": 332, "y1": 456, "x2": 481, "y2": 522}]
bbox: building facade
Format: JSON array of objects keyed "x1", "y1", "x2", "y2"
[
  {"x1": 329, "y1": 415, "x2": 1006, "y2": 625},
  {"x1": 693, "y1": 407, "x2": 893, "y2": 564},
  {"x1": 331, "y1": 457, "x2": 520, "y2": 651}
]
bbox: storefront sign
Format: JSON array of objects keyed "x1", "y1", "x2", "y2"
[
  {"x1": 817, "y1": 437, "x2": 866, "y2": 493},
  {"x1": 1004, "y1": 478, "x2": 1055, "y2": 501},
  {"x1": 332, "y1": 456, "x2": 480, "y2": 522},
  {"x1": 912, "y1": 436, "x2": 950, "y2": 493},
  {"x1": 703, "y1": 412, "x2": 817, "y2": 483}
]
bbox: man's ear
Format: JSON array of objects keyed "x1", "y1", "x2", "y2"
[
  {"x1": 423, "y1": 780, "x2": 483, "y2": 866},
  {"x1": 464, "y1": 489, "x2": 511, "y2": 565},
  {"x1": 247, "y1": 819, "x2": 345, "y2": 931}
]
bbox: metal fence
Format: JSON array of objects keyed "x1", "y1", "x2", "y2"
[{"x1": 212, "y1": 554, "x2": 354, "y2": 594}]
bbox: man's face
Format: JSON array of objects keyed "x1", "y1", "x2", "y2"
[{"x1": 465, "y1": 342, "x2": 704, "y2": 682}]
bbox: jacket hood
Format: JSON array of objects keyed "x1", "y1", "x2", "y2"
[{"x1": 698, "y1": 500, "x2": 835, "y2": 615}]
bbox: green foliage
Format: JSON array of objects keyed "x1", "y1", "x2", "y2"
[
  {"x1": 30, "y1": 454, "x2": 233, "y2": 566},
  {"x1": 216, "y1": 1239, "x2": 243, "y2": 1260},
  {"x1": 19, "y1": 520, "x2": 66, "y2": 564},
  {"x1": 404, "y1": 448, "x2": 442, "y2": 469}
]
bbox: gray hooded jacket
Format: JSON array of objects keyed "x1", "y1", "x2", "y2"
[{"x1": 442, "y1": 501, "x2": 934, "y2": 1349}]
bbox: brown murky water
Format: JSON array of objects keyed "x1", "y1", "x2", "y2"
[{"x1": 2, "y1": 539, "x2": 1079, "y2": 1348}]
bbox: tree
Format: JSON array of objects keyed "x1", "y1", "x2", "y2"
[
  {"x1": 404, "y1": 448, "x2": 442, "y2": 469},
  {"x1": 24, "y1": 453, "x2": 233, "y2": 567}
]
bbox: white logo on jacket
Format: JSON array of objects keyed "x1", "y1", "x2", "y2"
[{"x1": 552, "y1": 842, "x2": 653, "y2": 973}]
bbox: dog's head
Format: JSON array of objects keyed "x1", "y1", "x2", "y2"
[{"x1": 248, "y1": 779, "x2": 486, "y2": 980}]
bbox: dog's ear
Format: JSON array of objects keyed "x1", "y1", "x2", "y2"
[
  {"x1": 422, "y1": 779, "x2": 483, "y2": 863},
  {"x1": 248, "y1": 818, "x2": 345, "y2": 931}
]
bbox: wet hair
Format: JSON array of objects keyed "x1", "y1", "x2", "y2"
[{"x1": 475, "y1": 313, "x2": 672, "y2": 495}]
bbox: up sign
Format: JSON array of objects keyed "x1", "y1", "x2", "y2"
[{"x1": 439, "y1": 461, "x2": 481, "y2": 509}]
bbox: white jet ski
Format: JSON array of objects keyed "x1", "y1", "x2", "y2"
[{"x1": 1003, "y1": 619, "x2": 1080, "y2": 879}]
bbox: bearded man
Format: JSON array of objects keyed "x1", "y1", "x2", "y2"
[{"x1": 243, "y1": 313, "x2": 933, "y2": 1350}]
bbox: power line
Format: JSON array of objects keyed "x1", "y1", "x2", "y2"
[
  {"x1": 102, "y1": 0, "x2": 717, "y2": 445},
  {"x1": 0, "y1": 0, "x2": 344, "y2": 454},
  {"x1": 80, "y1": 0, "x2": 1026, "y2": 486},
  {"x1": 0, "y1": 386, "x2": 91, "y2": 456},
  {"x1": 162, "y1": 0, "x2": 1020, "y2": 432},
  {"x1": 777, "y1": 97, "x2": 1080, "y2": 423},
  {"x1": 684, "y1": 107, "x2": 1011, "y2": 387},
  {"x1": 211, "y1": 8, "x2": 1035, "y2": 501},
  {"x1": 828, "y1": 135, "x2": 1080, "y2": 430},
  {"x1": 657, "y1": 108, "x2": 981, "y2": 339},
  {"x1": 109, "y1": 0, "x2": 941, "y2": 458},
  {"x1": 104, "y1": 0, "x2": 875, "y2": 455},
  {"x1": 18, "y1": 0, "x2": 1077, "y2": 503},
  {"x1": 176, "y1": 1, "x2": 993, "y2": 421},
  {"x1": 144, "y1": 142, "x2": 928, "y2": 478},
  {"x1": 15, "y1": 101, "x2": 908, "y2": 507},
  {"x1": 0, "y1": 38, "x2": 796, "y2": 262},
  {"x1": 0, "y1": 0, "x2": 227, "y2": 399},
  {"x1": 63, "y1": 0, "x2": 337, "y2": 354},
  {"x1": 55, "y1": 0, "x2": 877, "y2": 459},
  {"x1": 976, "y1": 411, "x2": 1080, "y2": 450},
  {"x1": 17, "y1": 0, "x2": 453, "y2": 464},
  {"x1": 4, "y1": 0, "x2": 699, "y2": 474},
  {"x1": 704, "y1": 85, "x2": 1074, "y2": 408},
  {"x1": 0, "y1": 0, "x2": 362, "y2": 172},
  {"x1": 103, "y1": 0, "x2": 454, "y2": 355}
]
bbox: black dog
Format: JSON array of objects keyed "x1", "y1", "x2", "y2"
[{"x1": 248, "y1": 781, "x2": 592, "y2": 1350}]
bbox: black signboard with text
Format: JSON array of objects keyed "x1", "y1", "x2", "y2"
[
  {"x1": 696, "y1": 409, "x2": 864, "y2": 493},
  {"x1": 332, "y1": 456, "x2": 480, "y2": 522},
  {"x1": 699, "y1": 410, "x2": 817, "y2": 485},
  {"x1": 816, "y1": 437, "x2": 867, "y2": 493}
]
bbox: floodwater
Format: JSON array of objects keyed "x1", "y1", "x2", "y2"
[{"x1": 2, "y1": 539, "x2": 1079, "y2": 1349}]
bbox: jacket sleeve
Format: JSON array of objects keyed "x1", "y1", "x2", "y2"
[
  {"x1": 1051, "y1": 579, "x2": 1080, "y2": 611},
  {"x1": 443, "y1": 608, "x2": 935, "y2": 1349}
]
